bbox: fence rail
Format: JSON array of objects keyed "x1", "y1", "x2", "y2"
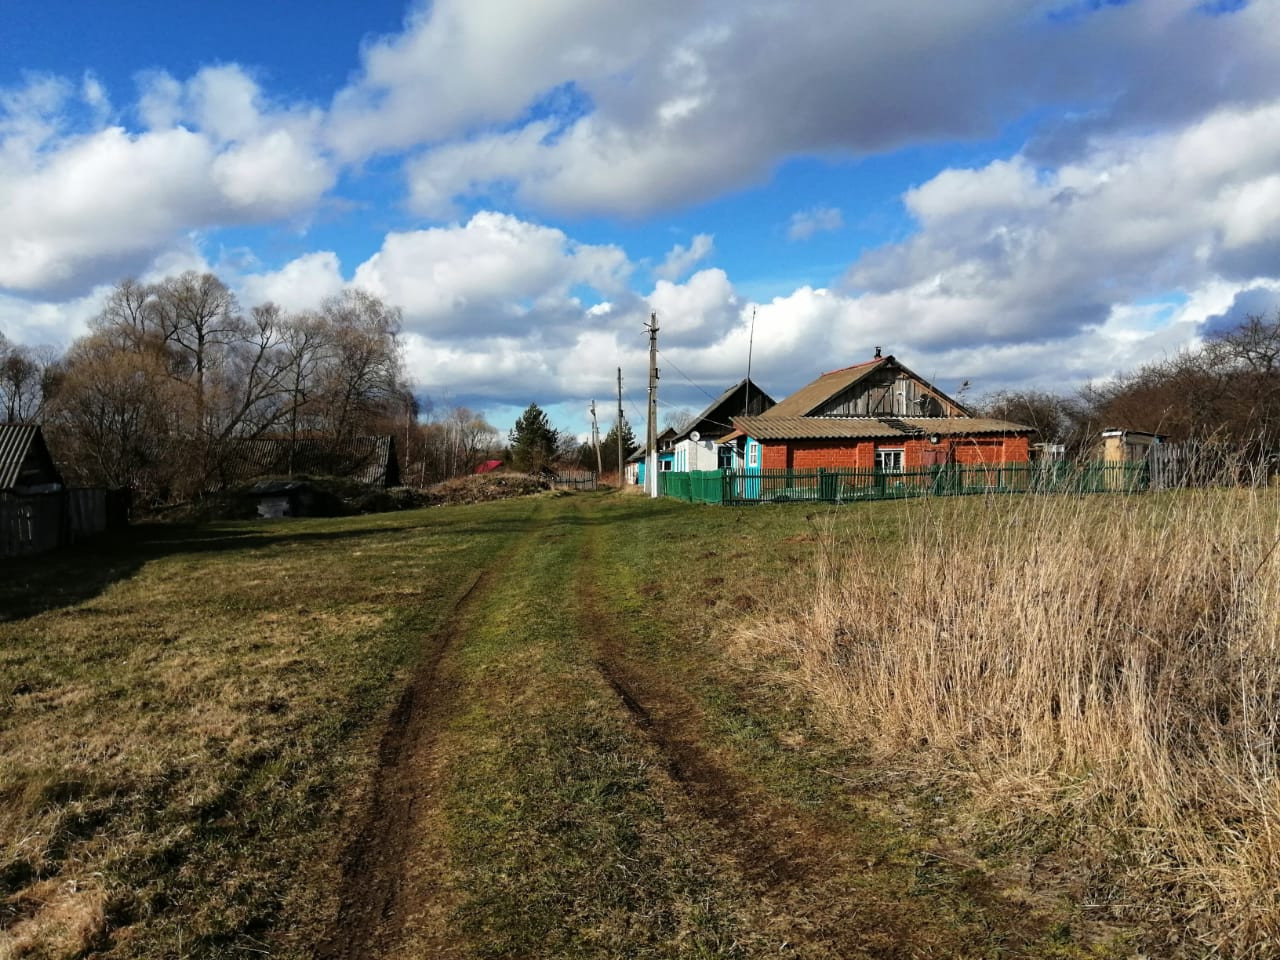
[
  {"x1": 658, "y1": 462, "x2": 1150, "y2": 506},
  {"x1": 549, "y1": 472, "x2": 598, "y2": 491}
]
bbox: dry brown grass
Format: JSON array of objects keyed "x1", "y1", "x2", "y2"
[{"x1": 743, "y1": 488, "x2": 1280, "y2": 956}]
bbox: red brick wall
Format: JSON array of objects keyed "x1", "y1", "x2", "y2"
[
  {"x1": 761, "y1": 443, "x2": 788, "y2": 469},
  {"x1": 952, "y1": 435, "x2": 1031, "y2": 465},
  {"x1": 760, "y1": 433, "x2": 1032, "y2": 468},
  {"x1": 1002, "y1": 435, "x2": 1030, "y2": 463},
  {"x1": 789, "y1": 441, "x2": 861, "y2": 470}
]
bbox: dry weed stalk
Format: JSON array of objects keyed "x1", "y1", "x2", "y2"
[{"x1": 749, "y1": 487, "x2": 1280, "y2": 954}]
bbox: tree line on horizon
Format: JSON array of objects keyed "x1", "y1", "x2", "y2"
[
  {"x1": 4, "y1": 275, "x2": 1277, "y2": 500},
  {"x1": 983, "y1": 310, "x2": 1280, "y2": 465},
  {"x1": 0, "y1": 272, "x2": 509, "y2": 505}
]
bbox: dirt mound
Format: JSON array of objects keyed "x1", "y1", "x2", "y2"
[
  {"x1": 144, "y1": 473, "x2": 554, "y2": 522},
  {"x1": 421, "y1": 473, "x2": 551, "y2": 506}
]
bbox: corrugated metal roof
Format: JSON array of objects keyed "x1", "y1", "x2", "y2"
[
  {"x1": 760, "y1": 358, "x2": 886, "y2": 418},
  {"x1": 0, "y1": 424, "x2": 62, "y2": 491},
  {"x1": 755, "y1": 355, "x2": 975, "y2": 420},
  {"x1": 0, "y1": 424, "x2": 38, "y2": 490},
  {"x1": 733, "y1": 415, "x2": 1034, "y2": 441}
]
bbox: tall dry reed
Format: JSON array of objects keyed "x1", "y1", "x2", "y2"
[{"x1": 748, "y1": 488, "x2": 1280, "y2": 954}]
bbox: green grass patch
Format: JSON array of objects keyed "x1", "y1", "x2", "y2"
[{"x1": 437, "y1": 502, "x2": 759, "y2": 958}]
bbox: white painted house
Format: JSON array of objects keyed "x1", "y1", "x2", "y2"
[{"x1": 667, "y1": 378, "x2": 775, "y2": 471}]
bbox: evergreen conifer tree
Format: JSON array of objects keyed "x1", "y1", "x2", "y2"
[
  {"x1": 600, "y1": 417, "x2": 639, "y2": 475},
  {"x1": 507, "y1": 403, "x2": 558, "y2": 472}
]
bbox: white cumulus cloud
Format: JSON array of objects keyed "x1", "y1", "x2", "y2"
[
  {"x1": 351, "y1": 211, "x2": 631, "y2": 337},
  {"x1": 655, "y1": 233, "x2": 714, "y2": 281},
  {"x1": 0, "y1": 67, "x2": 334, "y2": 296}
]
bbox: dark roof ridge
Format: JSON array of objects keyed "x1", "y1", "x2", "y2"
[{"x1": 670, "y1": 376, "x2": 775, "y2": 442}]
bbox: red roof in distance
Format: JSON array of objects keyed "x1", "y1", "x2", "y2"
[{"x1": 474, "y1": 459, "x2": 504, "y2": 474}]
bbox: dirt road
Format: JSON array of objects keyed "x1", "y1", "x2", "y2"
[{"x1": 323, "y1": 496, "x2": 1093, "y2": 959}]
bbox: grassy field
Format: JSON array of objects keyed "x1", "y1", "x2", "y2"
[{"x1": 3, "y1": 488, "x2": 1260, "y2": 957}]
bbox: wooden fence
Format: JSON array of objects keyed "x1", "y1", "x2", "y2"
[
  {"x1": 549, "y1": 472, "x2": 598, "y2": 492},
  {"x1": 658, "y1": 462, "x2": 1150, "y2": 506},
  {"x1": 0, "y1": 488, "x2": 129, "y2": 558}
]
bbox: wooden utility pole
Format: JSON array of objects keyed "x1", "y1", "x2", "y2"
[
  {"x1": 616, "y1": 367, "x2": 625, "y2": 486},
  {"x1": 645, "y1": 312, "x2": 660, "y2": 498},
  {"x1": 589, "y1": 399, "x2": 603, "y2": 478}
]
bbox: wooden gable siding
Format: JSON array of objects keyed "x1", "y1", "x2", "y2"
[{"x1": 815, "y1": 368, "x2": 961, "y2": 418}]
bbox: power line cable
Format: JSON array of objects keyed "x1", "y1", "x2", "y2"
[{"x1": 655, "y1": 348, "x2": 720, "y2": 403}]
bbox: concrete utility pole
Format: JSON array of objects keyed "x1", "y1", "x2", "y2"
[
  {"x1": 645, "y1": 312, "x2": 660, "y2": 498},
  {"x1": 589, "y1": 399, "x2": 603, "y2": 479},
  {"x1": 616, "y1": 367, "x2": 624, "y2": 486}
]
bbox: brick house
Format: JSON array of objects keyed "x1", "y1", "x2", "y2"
[{"x1": 731, "y1": 354, "x2": 1033, "y2": 471}]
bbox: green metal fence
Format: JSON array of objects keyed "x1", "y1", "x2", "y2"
[{"x1": 657, "y1": 462, "x2": 1149, "y2": 505}]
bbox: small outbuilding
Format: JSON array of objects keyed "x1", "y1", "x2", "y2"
[
  {"x1": 248, "y1": 480, "x2": 318, "y2": 519},
  {"x1": 1098, "y1": 428, "x2": 1165, "y2": 463}
]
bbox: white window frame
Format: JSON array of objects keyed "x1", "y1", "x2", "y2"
[
  {"x1": 875, "y1": 448, "x2": 904, "y2": 473},
  {"x1": 718, "y1": 445, "x2": 736, "y2": 470},
  {"x1": 747, "y1": 443, "x2": 760, "y2": 468}
]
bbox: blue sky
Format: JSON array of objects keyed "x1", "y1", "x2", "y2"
[{"x1": 2, "y1": 0, "x2": 1279, "y2": 437}]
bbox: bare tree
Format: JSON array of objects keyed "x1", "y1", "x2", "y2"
[
  {"x1": 44, "y1": 331, "x2": 178, "y2": 499},
  {"x1": 278, "y1": 309, "x2": 336, "y2": 475},
  {"x1": 0, "y1": 335, "x2": 49, "y2": 423},
  {"x1": 89, "y1": 277, "x2": 159, "y2": 350},
  {"x1": 43, "y1": 274, "x2": 414, "y2": 502},
  {"x1": 318, "y1": 290, "x2": 405, "y2": 444}
]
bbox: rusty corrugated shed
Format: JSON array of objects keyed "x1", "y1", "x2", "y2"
[{"x1": 733, "y1": 415, "x2": 1034, "y2": 441}]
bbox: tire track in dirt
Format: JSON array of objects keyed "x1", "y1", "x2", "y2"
[
  {"x1": 592, "y1": 657, "x2": 810, "y2": 886},
  {"x1": 319, "y1": 556, "x2": 503, "y2": 960},
  {"x1": 576, "y1": 500, "x2": 1044, "y2": 959},
  {"x1": 580, "y1": 570, "x2": 900, "y2": 954}
]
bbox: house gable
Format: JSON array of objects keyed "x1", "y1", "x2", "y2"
[
  {"x1": 672, "y1": 378, "x2": 776, "y2": 442},
  {"x1": 813, "y1": 361, "x2": 966, "y2": 418},
  {"x1": 756, "y1": 356, "x2": 970, "y2": 421}
]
